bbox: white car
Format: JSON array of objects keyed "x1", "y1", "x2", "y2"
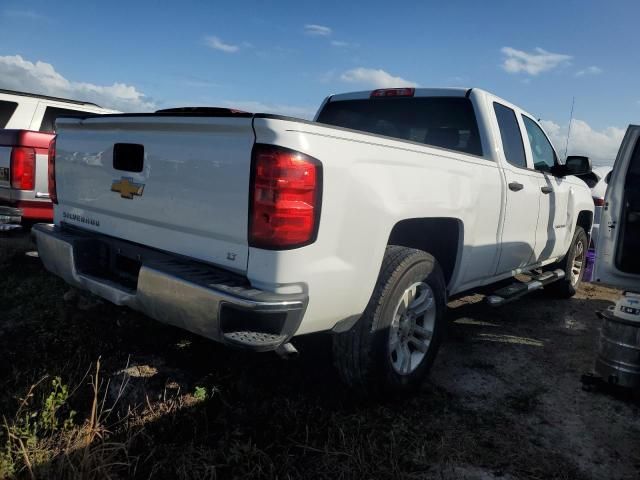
[
  {"x1": 33, "y1": 87, "x2": 594, "y2": 392},
  {"x1": 595, "y1": 125, "x2": 640, "y2": 289},
  {"x1": 0, "y1": 89, "x2": 116, "y2": 227},
  {"x1": 577, "y1": 165, "x2": 613, "y2": 247}
]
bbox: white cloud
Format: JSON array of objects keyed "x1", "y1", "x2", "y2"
[
  {"x1": 501, "y1": 47, "x2": 572, "y2": 75},
  {"x1": 222, "y1": 100, "x2": 316, "y2": 119},
  {"x1": 204, "y1": 35, "x2": 240, "y2": 53},
  {"x1": 319, "y1": 70, "x2": 336, "y2": 83},
  {"x1": 304, "y1": 24, "x2": 332, "y2": 36},
  {"x1": 575, "y1": 66, "x2": 603, "y2": 76},
  {"x1": 181, "y1": 78, "x2": 221, "y2": 88},
  {"x1": 0, "y1": 55, "x2": 154, "y2": 111},
  {"x1": 540, "y1": 119, "x2": 625, "y2": 165},
  {"x1": 340, "y1": 67, "x2": 418, "y2": 88},
  {"x1": 3, "y1": 9, "x2": 46, "y2": 20},
  {"x1": 331, "y1": 40, "x2": 349, "y2": 47}
]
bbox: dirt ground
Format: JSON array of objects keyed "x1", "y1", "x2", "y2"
[{"x1": 1, "y1": 232, "x2": 639, "y2": 479}]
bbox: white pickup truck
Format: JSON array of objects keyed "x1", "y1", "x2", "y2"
[{"x1": 33, "y1": 88, "x2": 594, "y2": 392}]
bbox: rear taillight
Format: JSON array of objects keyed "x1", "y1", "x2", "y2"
[
  {"x1": 10, "y1": 147, "x2": 36, "y2": 190},
  {"x1": 370, "y1": 88, "x2": 415, "y2": 98},
  {"x1": 249, "y1": 144, "x2": 322, "y2": 249},
  {"x1": 593, "y1": 197, "x2": 605, "y2": 207},
  {"x1": 48, "y1": 137, "x2": 57, "y2": 204}
]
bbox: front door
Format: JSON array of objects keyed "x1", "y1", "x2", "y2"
[
  {"x1": 595, "y1": 125, "x2": 640, "y2": 290},
  {"x1": 520, "y1": 115, "x2": 572, "y2": 263}
]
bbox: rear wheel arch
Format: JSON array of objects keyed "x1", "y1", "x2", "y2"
[
  {"x1": 576, "y1": 210, "x2": 594, "y2": 239},
  {"x1": 387, "y1": 217, "x2": 462, "y2": 288}
]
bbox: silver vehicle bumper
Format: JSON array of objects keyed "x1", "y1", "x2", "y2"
[
  {"x1": 32, "y1": 223, "x2": 307, "y2": 351},
  {"x1": 0, "y1": 206, "x2": 22, "y2": 231}
]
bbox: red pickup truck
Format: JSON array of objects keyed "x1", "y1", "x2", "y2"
[
  {"x1": 0, "y1": 129, "x2": 54, "y2": 228},
  {"x1": 0, "y1": 89, "x2": 115, "y2": 229}
]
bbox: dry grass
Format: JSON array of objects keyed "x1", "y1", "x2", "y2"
[
  {"x1": 0, "y1": 233, "x2": 639, "y2": 479},
  {"x1": 0, "y1": 360, "x2": 140, "y2": 479}
]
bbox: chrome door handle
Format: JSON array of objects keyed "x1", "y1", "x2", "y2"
[
  {"x1": 541, "y1": 186, "x2": 553, "y2": 194},
  {"x1": 508, "y1": 181, "x2": 524, "y2": 192}
]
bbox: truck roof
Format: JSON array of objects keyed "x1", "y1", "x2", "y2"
[
  {"x1": 0, "y1": 88, "x2": 102, "y2": 107},
  {"x1": 328, "y1": 87, "x2": 473, "y2": 102},
  {"x1": 318, "y1": 87, "x2": 537, "y2": 129}
]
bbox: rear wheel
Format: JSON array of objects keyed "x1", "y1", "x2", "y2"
[
  {"x1": 544, "y1": 226, "x2": 588, "y2": 298},
  {"x1": 332, "y1": 246, "x2": 447, "y2": 393}
]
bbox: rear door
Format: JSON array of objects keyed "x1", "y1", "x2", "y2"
[
  {"x1": 492, "y1": 102, "x2": 541, "y2": 273},
  {"x1": 595, "y1": 125, "x2": 640, "y2": 290}
]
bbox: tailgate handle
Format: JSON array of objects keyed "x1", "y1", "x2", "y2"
[{"x1": 113, "y1": 143, "x2": 144, "y2": 173}]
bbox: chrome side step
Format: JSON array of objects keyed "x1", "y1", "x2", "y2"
[{"x1": 486, "y1": 269, "x2": 565, "y2": 307}]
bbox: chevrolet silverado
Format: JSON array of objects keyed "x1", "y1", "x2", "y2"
[{"x1": 33, "y1": 88, "x2": 594, "y2": 392}]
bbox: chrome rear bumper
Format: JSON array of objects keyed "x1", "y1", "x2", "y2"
[
  {"x1": 0, "y1": 206, "x2": 22, "y2": 230},
  {"x1": 32, "y1": 224, "x2": 307, "y2": 350}
]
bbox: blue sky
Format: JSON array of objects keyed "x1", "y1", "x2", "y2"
[{"x1": 0, "y1": 0, "x2": 638, "y2": 164}]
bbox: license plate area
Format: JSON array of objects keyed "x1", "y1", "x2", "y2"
[{"x1": 74, "y1": 238, "x2": 142, "y2": 291}]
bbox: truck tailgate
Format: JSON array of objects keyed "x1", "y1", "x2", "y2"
[{"x1": 54, "y1": 115, "x2": 255, "y2": 273}]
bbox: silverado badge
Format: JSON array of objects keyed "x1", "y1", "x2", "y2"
[{"x1": 111, "y1": 177, "x2": 145, "y2": 199}]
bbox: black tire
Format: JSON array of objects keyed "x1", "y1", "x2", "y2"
[
  {"x1": 543, "y1": 226, "x2": 588, "y2": 298},
  {"x1": 332, "y1": 246, "x2": 447, "y2": 393}
]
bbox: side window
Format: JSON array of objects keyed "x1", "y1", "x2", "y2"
[
  {"x1": 39, "y1": 107, "x2": 90, "y2": 132},
  {"x1": 493, "y1": 103, "x2": 526, "y2": 168},
  {"x1": 0, "y1": 100, "x2": 18, "y2": 128},
  {"x1": 522, "y1": 115, "x2": 557, "y2": 172}
]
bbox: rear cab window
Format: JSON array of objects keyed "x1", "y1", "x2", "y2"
[
  {"x1": 316, "y1": 96, "x2": 483, "y2": 156},
  {"x1": 0, "y1": 100, "x2": 18, "y2": 128},
  {"x1": 39, "y1": 106, "x2": 91, "y2": 132}
]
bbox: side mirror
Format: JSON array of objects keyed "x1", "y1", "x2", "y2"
[
  {"x1": 564, "y1": 155, "x2": 592, "y2": 176},
  {"x1": 552, "y1": 155, "x2": 592, "y2": 177}
]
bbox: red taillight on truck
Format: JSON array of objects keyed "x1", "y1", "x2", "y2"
[
  {"x1": 48, "y1": 137, "x2": 57, "y2": 204},
  {"x1": 10, "y1": 147, "x2": 36, "y2": 190},
  {"x1": 249, "y1": 144, "x2": 322, "y2": 249}
]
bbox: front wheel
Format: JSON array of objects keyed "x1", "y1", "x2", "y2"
[
  {"x1": 544, "y1": 226, "x2": 588, "y2": 298},
  {"x1": 332, "y1": 246, "x2": 447, "y2": 393}
]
